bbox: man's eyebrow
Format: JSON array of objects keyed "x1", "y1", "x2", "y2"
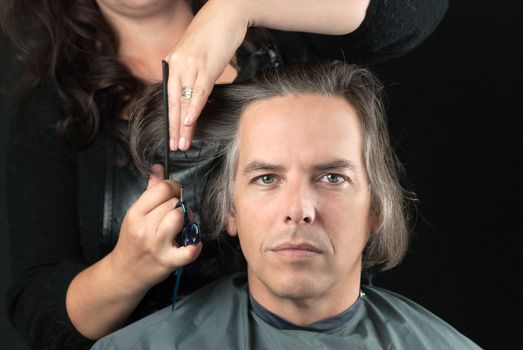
[
  {"x1": 242, "y1": 161, "x2": 285, "y2": 175},
  {"x1": 313, "y1": 159, "x2": 358, "y2": 172},
  {"x1": 242, "y1": 159, "x2": 357, "y2": 175}
]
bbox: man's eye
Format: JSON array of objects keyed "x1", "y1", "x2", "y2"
[
  {"x1": 255, "y1": 175, "x2": 276, "y2": 185},
  {"x1": 320, "y1": 173, "x2": 346, "y2": 184}
]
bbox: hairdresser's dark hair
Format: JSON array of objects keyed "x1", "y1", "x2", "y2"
[
  {"x1": 0, "y1": 0, "x2": 270, "y2": 148},
  {"x1": 129, "y1": 62, "x2": 413, "y2": 271},
  {"x1": 0, "y1": 0, "x2": 140, "y2": 146}
]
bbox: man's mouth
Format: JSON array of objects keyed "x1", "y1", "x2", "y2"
[{"x1": 270, "y1": 242, "x2": 322, "y2": 258}]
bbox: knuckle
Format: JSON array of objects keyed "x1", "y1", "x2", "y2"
[
  {"x1": 192, "y1": 86, "x2": 208, "y2": 98},
  {"x1": 163, "y1": 216, "x2": 180, "y2": 233},
  {"x1": 180, "y1": 97, "x2": 191, "y2": 107},
  {"x1": 156, "y1": 181, "x2": 174, "y2": 196},
  {"x1": 169, "y1": 52, "x2": 203, "y2": 67},
  {"x1": 168, "y1": 52, "x2": 180, "y2": 63},
  {"x1": 131, "y1": 223, "x2": 147, "y2": 240},
  {"x1": 187, "y1": 53, "x2": 206, "y2": 67},
  {"x1": 185, "y1": 55, "x2": 197, "y2": 66}
]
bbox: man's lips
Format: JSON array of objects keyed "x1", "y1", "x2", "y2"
[{"x1": 270, "y1": 242, "x2": 323, "y2": 258}]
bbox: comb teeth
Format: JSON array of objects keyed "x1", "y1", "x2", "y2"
[{"x1": 162, "y1": 60, "x2": 170, "y2": 180}]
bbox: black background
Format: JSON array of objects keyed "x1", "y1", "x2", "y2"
[{"x1": 1, "y1": 1, "x2": 521, "y2": 349}]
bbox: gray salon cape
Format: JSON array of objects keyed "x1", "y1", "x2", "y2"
[{"x1": 92, "y1": 274, "x2": 480, "y2": 349}]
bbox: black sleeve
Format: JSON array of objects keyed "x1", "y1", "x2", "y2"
[
  {"x1": 6, "y1": 84, "x2": 94, "y2": 349},
  {"x1": 273, "y1": 0, "x2": 449, "y2": 65}
]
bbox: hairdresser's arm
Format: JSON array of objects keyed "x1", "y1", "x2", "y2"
[
  {"x1": 295, "y1": 0, "x2": 449, "y2": 64},
  {"x1": 6, "y1": 84, "x2": 200, "y2": 347},
  {"x1": 66, "y1": 172, "x2": 202, "y2": 340},
  {"x1": 166, "y1": 0, "x2": 370, "y2": 151}
]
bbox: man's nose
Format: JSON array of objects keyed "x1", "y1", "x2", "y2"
[{"x1": 283, "y1": 179, "x2": 316, "y2": 225}]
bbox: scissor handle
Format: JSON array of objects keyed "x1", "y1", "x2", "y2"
[
  {"x1": 175, "y1": 201, "x2": 201, "y2": 246},
  {"x1": 182, "y1": 222, "x2": 201, "y2": 245}
]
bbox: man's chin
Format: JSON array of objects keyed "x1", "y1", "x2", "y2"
[{"x1": 269, "y1": 275, "x2": 324, "y2": 301}]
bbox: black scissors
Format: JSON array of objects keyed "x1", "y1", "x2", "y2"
[
  {"x1": 162, "y1": 60, "x2": 201, "y2": 310},
  {"x1": 174, "y1": 188, "x2": 201, "y2": 246}
]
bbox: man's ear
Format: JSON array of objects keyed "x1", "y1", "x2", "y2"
[
  {"x1": 370, "y1": 211, "x2": 381, "y2": 235},
  {"x1": 227, "y1": 213, "x2": 238, "y2": 237}
]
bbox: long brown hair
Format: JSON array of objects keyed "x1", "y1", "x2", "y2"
[
  {"x1": 1, "y1": 0, "x2": 144, "y2": 147},
  {"x1": 0, "y1": 0, "x2": 269, "y2": 148}
]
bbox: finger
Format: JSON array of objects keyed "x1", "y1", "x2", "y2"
[
  {"x1": 147, "y1": 164, "x2": 165, "y2": 189},
  {"x1": 145, "y1": 197, "x2": 180, "y2": 228},
  {"x1": 167, "y1": 242, "x2": 203, "y2": 267},
  {"x1": 154, "y1": 207, "x2": 186, "y2": 247},
  {"x1": 133, "y1": 180, "x2": 182, "y2": 215},
  {"x1": 178, "y1": 71, "x2": 198, "y2": 151},
  {"x1": 179, "y1": 74, "x2": 212, "y2": 150}
]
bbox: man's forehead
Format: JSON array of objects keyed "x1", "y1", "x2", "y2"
[{"x1": 236, "y1": 94, "x2": 365, "y2": 169}]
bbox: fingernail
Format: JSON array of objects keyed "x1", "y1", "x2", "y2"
[
  {"x1": 178, "y1": 136, "x2": 187, "y2": 150},
  {"x1": 170, "y1": 138, "x2": 177, "y2": 151},
  {"x1": 183, "y1": 112, "x2": 192, "y2": 126}
]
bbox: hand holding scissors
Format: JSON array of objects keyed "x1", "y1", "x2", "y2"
[{"x1": 162, "y1": 61, "x2": 202, "y2": 309}]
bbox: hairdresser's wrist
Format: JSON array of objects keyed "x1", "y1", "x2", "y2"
[
  {"x1": 66, "y1": 255, "x2": 147, "y2": 340},
  {"x1": 206, "y1": 0, "x2": 251, "y2": 29},
  {"x1": 106, "y1": 250, "x2": 159, "y2": 296}
]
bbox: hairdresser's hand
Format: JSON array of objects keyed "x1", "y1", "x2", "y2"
[
  {"x1": 165, "y1": 0, "x2": 249, "y2": 151},
  {"x1": 110, "y1": 165, "x2": 202, "y2": 292}
]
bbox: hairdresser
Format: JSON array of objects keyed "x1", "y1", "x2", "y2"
[{"x1": 1, "y1": 0, "x2": 447, "y2": 348}]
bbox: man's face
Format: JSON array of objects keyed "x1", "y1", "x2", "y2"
[{"x1": 227, "y1": 94, "x2": 377, "y2": 309}]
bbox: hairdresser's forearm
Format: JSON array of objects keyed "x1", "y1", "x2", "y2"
[
  {"x1": 66, "y1": 253, "x2": 148, "y2": 340},
  {"x1": 235, "y1": 0, "x2": 371, "y2": 35}
]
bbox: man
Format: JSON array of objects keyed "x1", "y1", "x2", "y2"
[{"x1": 93, "y1": 62, "x2": 479, "y2": 349}]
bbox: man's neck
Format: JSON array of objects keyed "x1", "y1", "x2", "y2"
[
  {"x1": 98, "y1": 0, "x2": 193, "y2": 82},
  {"x1": 249, "y1": 291, "x2": 364, "y2": 332},
  {"x1": 248, "y1": 272, "x2": 362, "y2": 326}
]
